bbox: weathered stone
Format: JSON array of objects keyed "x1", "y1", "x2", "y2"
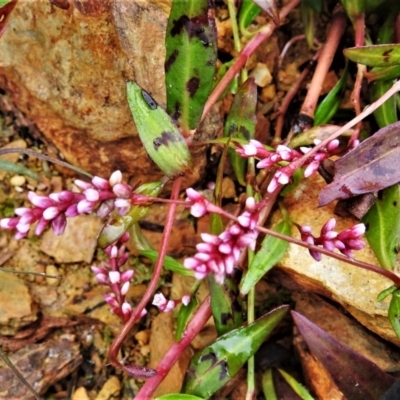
[
  {"x1": 0, "y1": 1, "x2": 219, "y2": 185},
  {"x1": 276, "y1": 174, "x2": 399, "y2": 345},
  {"x1": 0, "y1": 270, "x2": 37, "y2": 335}
]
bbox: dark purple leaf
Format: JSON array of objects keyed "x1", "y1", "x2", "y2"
[
  {"x1": 292, "y1": 311, "x2": 395, "y2": 400},
  {"x1": 319, "y1": 121, "x2": 400, "y2": 206}
]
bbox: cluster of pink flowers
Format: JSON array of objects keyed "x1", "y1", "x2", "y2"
[
  {"x1": 185, "y1": 189, "x2": 259, "y2": 283},
  {"x1": 0, "y1": 171, "x2": 133, "y2": 239},
  {"x1": 90, "y1": 233, "x2": 138, "y2": 322},
  {"x1": 297, "y1": 218, "x2": 366, "y2": 261},
  {"x1": 152, "y1": 293, "x2": 191, "y2": 312},
  {"x1": 236, "y1": 139, "x2": 339, "y2": 193}
]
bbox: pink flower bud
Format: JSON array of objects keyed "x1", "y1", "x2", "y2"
[
  {"x1": 84, "y1": 188, "x2": 100, "y2": 202},
  {"x1": 113, "y1": 183, "x2": 132, "y2": 198},
  {"x1": 120, "y1": 270, "x2": 134, "y2": 283},
  {"x1": 51, "y1": 214, "x2": 67, "y2": 235},
  {"x1": 74, "y1": 179, "x2": 93, "y2": 191},
  {"x1": 92, "y1": 176, "x2": 110, "y2": 190},
  {"x1": 121, "y1": 302, "x2": 132, "y2": 315},
  {"x1": 120, "y1": 281, "x2": 130, "y2": 296},
  {"x1": 181, "y1": 295, "x2": 191, "y2": 306},
  {"x1": 43, "y1": 207, "x2": 60, "y2": 221},
  {"x1": 109, "y1": 170, "x2": 122, "y2": 187},
  {"x1": 109, "y1": 271, "x2": 120, "y2": 284},
  {"x1": 28, "y1": 192, "x2": 55, "y2": 208}
]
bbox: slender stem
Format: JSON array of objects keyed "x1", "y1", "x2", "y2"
[
  {"x1": 135, "y1": 296, "x2": 212, "y2": 399},
  {"x1": 108, "y1": 177, "x2": 183, "y2": 368},
  {"x1": 273, "y1": 49, "x2": 321, "y2": 144},
  {"x1": 299, "y1": 9, "x2": 347, "y2": 120},
  {"x1": 201, "y1": 0, "x2": 301, "y2": 123}
]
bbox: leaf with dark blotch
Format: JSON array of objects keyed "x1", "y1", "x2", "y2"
[
  {"x1": 183, "y1": 305, "x2": 289, "y2": 398},
  {"x1": 208, "y1": 275, "x2": 243, "y2": 336},
  {"x1": 319, "y1": 121, "x2": 400, "y2": 206},
  {"x1": 126, "y1": 82, "x2": 192, "y2": 178},
  {"x1": 224, "y1": 78, "x2": 257, "y2": 186},
  {"x1": 388, "y1": 290, "x2": 400, "y2": 339},
  {"x1": 0, "y1": 0, "x2": 17, "y2": 38},
  {"x1": 344, "y1": 44, "x2": 400, "y2": 67},
  {"x1": 292, "y1": 311, "x2": 395, "y2": 400},
  {"x1": 363, "y1": 184, "x2": 400, "y2": 271},
  {"x1": 165, "y1": 0, "x2": 217, "y2": 130}
]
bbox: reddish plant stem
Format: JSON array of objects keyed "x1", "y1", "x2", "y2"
[
  {"x1": 273, "y1": 49, "x2": 321, "y2": 144},
  {"x1": 135, "y1": 296, "x2": 212, "y2": 399},
  {"x1": 108, "y1": 177, "x2": 183, "y2": 368},
  {"x1": 200, "y1": 0, "x2": 301, "y2": 123},
  {"x1": 299, "y1": 8, "x2": 347, "y2": 120}
]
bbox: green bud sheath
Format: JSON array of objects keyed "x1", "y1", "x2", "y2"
[{"x1": 126, "y1": 81, "x2": 192, "y2": 178}]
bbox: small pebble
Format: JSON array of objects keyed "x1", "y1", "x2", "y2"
[
  {"x1": 72, "y1": 387, "x2": 90, "y2": 400},
  {"x1": 10, "y1": 175, "x2": 26, "y2": 187},
  {"x1": 95, "y1": 376, "x2": 121, "y2": 400},
  {"x1": 135, "y1": 329, "x2": 150, "y2": 345},
  {"x1": 46, "y1": 264, "x2": 60, "y2": 286}
]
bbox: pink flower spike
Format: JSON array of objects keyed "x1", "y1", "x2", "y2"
[
  {"x1": 84, "y1": 188, "x2": 100, "y2": 202},
  {"x1": 181, "y1": 295, "x2": 191, "y2": 306},
  {"x1": 122, "y1": 302, "x2": 132, "y2": 315},
  {"x1": 74, "y1": 179, "x2": 93, "y2": 191},
  {"x1": 109, "y1": 271, "x2": 120, "y2": 284},
  {"x1": 322, "y1": 218, "x2": 336, "y2": 234},
  {"x1": 153, "y1": 293, "x2": 167, "y2": 307},
  {"x1": 109, "y1": 170, "x2": 122, "y2": 187},
  {"x1": 92, "y1": 176, "x2": 110, "y2": 190},
  {"x1": 51, "y1": 214, "x2": 67, "y2": 235},
  {"x1": 120, "y1": 281, "x2": 130, "y2": 296},
  {"x1": 121, "y1": 270, "x2": 134, "y2": 283},
  {"x1": 77, "y1": 199, "x2": 95, "y2": 214},
  {"x1": 43, "y1": 207, "x2": 60, "y2": 221},
  {"x1": 28, "y1": 192, "x2": 54, "y2": 208},
  {"x1": 113, "y1": 183, "x2": 132, "y2": 198}
]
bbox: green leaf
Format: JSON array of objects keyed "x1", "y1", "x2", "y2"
[
  {"x1": 262, "y1": 369, "x2": 277, "y2": 400},
  {"x1": 98, "y1": 181, "x2": 163, "y2": 248},
  {"x1": 377, "y1": 285, "x2": 398, "y2": 302},
  {"x1": 140, "y1": 250, "x2": 194, "y2": 277},
  {"x1": 278, "y1": 369, "x2": 314, "y2": 400},
  {"x1": 238, "y1": 0, "x2": 261, "y2": 30},
  {"x1": 366, "y1": 65, "x2": 400, "y2": 82},
  {"x1": 224, "y1": 78, "x2": 257, "y2": 186},
  {"x1": 165, "y1": 0, "x2": 217, "y2": 130},
  {"x1": 301, "y1": 0, "x2": 321, "y2": 50},
  {"x1": 183, "y1": 305, "x2": 289, "y2": 398},
  {"x1": 176, "y1": 291, "x2": 199, "y2": 341},
  {"x1": 240, "y1": 220, "x2": 291, "y2": 295},
  {"x1": 314, "y1": 61, "x2": 348, "y2": 125},
  {"x1": 341, "y1": 0, "x2": 366, "y2": 21},
  {"x1": 363, "y1": 184, "x2": 400, "y2": 271},
  {"x1": 344, "y1": 44, "x2": 400, "y2": 67},
  {"x1": 209, "y1": 275, "x2": 243, "y2": 336},
  {"x1": 126, "y1": 81, "x2": 192, "y2": 178},
  {"x1": 370, "y1": 79, "x2": 398, "y2": 128},
  {"x1": 0, "y1": 159, "x2": 40, "y2": 181},
  {"x1": 0, "y1": 0, "x2": 11, "y2": 8},
  {"x1": 388, "y1": 290, "x2": 400, "y2": 338},
  {"x1": 156, "y1": 395, "x2": 204, "y2": 400}
]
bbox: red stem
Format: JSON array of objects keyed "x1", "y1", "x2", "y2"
[
  {"x1": 300, "y1": 9, "x2": 347, "y2": 119},
  {"x1": 108, "y1": 177, "x2": 183, "y2": 368},
  {"x1": 135, "y1": 296, "x2": 212, "y2": 399},
  {"x1": 200, "y1": 0, "x2": 301, "y2": 123}
]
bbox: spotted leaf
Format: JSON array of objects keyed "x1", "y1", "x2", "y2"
[{"x1": 165, "y1": 0, "x2": 217, "y2": 130}]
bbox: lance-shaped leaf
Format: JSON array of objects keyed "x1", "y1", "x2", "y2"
[
  {"x1": 363, "y1": 184, "x2": 400, "y2": 271},
  {"x1": 277, "y1": 369, "x2": 314, "y2": 400},
  {"x1": 176, "y1": 285, "x2": 200, "y2": 340},
  {"x1": 388, "y1": 289, "x2": 400, "y2": 339},
  {"x1": 240, "y1": 219, "x2": 291, "y2": 295},
  {"x1": 224, "y1": 78, "x2": 257, "y2": 185},
  {"x1": 126, "y1": 82, "x2": 192, "y2": 178},
  {"x1": 98, "y1": 181, "x2": 163, "y2": 248},
  {"x1": 183, "y1": 305, "x2": 289, "y2": 398},
  {"x1": 314, "y1": 61, "x2": 348, "y2": 125},
  {"x1": 165, "y1": 0, "x2": 217, "y2": 130},
  {"x1": 344, "y1": 44, "x2": 400, "y2": 67},
  {"x1": 319, "y1": 120, "x2": 400, "y2": 206},
  {"x1": 301, "y1": 0, "x2": 321, "y2": 50},
  {"x1": 370, "y1": 79, "x2": 398, "y2": 128},
  {"x1": 208, "y1": 275, "x2": 243, "y2": 336},
  {"x1": 292, "y1": 311, "x2": 395, "y2": 400},
  {"x1": 262, "y1": 369, "x2": 278, "y2": 400},
  {"x1": 239, "y1": 0, "x2": 261, "y2": 31}
]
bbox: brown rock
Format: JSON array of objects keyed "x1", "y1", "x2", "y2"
[
  {"x1": 0, "y1": 270, "x2": 37, "y2": 335},
  {"x1": 0, "y1": 1, "x2": 219, "y2": 185},
  {"x1": 276, "y1": 174, "x2": 399, "y2": 345}
]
